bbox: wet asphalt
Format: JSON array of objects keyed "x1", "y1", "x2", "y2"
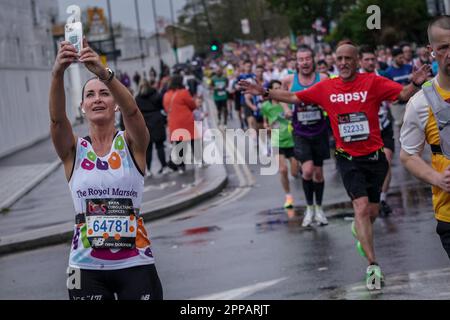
[{"x1": 0, "y1": 154, "x2": 448, "y2": 300}]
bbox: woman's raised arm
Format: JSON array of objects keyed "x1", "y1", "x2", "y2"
[
  {"x1": 49, "y1": 41, "x2": 78, "y2": 165},
  {"x1": 78, "y1": 39, "x2": 149, "y2": 155}
]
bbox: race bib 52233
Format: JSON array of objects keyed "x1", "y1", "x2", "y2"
[{"x1": 338, "y1": 112, "x2": 370, "y2": 142}]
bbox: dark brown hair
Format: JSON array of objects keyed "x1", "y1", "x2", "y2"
[{"x1": 168, "y1": 74, "x2": 184, "y2": 90}]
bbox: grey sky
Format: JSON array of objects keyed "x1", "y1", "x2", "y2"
[{"x1": 58, "y1": 0, "x2": 187, "y2": 33}]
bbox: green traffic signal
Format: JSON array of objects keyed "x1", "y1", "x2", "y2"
[{"x1": 211, "y1": 44, "x2": 218, "y2": 51}]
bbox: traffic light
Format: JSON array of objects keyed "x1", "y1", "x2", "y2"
[{"x1": 210, "y1": 40, "x2": 220, "y2": 53}]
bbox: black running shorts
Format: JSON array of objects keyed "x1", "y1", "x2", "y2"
[
  {"x1": 215, "y1": 100, "x2": 227, "y2": 112},
  {"x1": 293, "y1": 130, "x2": 330, "y2": 166},
  {"x1": 244, "y1": 105, "x2": 254, "y2": 118},
  {"x1": 335, "y1": 149, "x2": 388, "y2": 203},
  {"x1": 278, "y1": 147, "x2": 295, "y2": 159},
  {"x1": 381, "y1": 124, "x2": 395, "y2": 152}
]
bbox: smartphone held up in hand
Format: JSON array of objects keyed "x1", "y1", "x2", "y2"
[
  {"x1": 65, "y1": 5, "x2": 83, "y2": 53},
  {"x1": 65, "y1": 22, "x2": 83, "y2": 53}
]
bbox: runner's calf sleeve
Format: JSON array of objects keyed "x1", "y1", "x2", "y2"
[
  {"x1": 302, "y1": 178, "x2": 314, "y2": 206},
  {"x1": 313, "y1": 181, "x2": 324, "y2": 206}
]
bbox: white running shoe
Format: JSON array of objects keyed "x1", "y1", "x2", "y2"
[
  {"x1": 145, "y1": 170, "x2": 153, "y2": 178},
  {"x1": 314, "y1": 205, "x2": 328, "y2": 226},
  {"x1": 302, "y1": 206, "x2": 315, "y2": 227},
  {"x1": 161, "y1": 167, "x2": 171, "y2": 175}
]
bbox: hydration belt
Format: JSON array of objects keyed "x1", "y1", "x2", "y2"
[
  {"x1": 335, "y1": 147, "x2": 384, "y2": 161},
  {"x1": 431, "y1": 144, "x2": 443, "y2": 155},
  {"x1": 422, "y1": 80, "x2": 450, "y2": 159}
]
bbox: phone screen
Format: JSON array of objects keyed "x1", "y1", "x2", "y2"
[{"x1": 65, "y1": 22, "x2": 83, "y2": 53}]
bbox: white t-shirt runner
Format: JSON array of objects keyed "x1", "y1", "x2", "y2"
[{"x1": 68, "y1": 131, "x2": 155, "y2": 270}]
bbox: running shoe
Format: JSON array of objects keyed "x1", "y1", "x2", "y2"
[
  {"x1": 196, "y1": 163, "x2": 203, "y2": 169},
  {"x1": 365, "y1": 264, "x2": 385, "y2": 290},
  {"x1": 158, "y1": 167, "x2": 171, "y2": 175},
  {"x1": 314, "y1": 206, "x2": 328, "y2": 225},
  {"x1": 379, "y1": 200, "x2": 392, "y2": 217},
  {"x1": 302, "y1": 206, "x2": 315, "y2": 227},
  {"x1": 284, "y1": 195, "x2": 294, "y2": 209}
]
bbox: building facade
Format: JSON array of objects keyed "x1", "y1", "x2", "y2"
[{"x1": 0, "y1": 0, "x2": 79, "y2": 158}]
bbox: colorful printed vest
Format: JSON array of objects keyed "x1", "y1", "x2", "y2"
[{"x1": 68, "y1": 131, "x2": 154, "y2": 270}]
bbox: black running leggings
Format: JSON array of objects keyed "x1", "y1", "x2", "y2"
[
  {"x1": 146, "y1": 140, "x2": 167, "y2": 171},
  {"x1": 68, "y1": 264, "x2": 163, "y2": 300}
]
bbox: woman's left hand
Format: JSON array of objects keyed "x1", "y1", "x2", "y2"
[{"x1": 78, "y1": 38, "x2": 108, "y2": 80}]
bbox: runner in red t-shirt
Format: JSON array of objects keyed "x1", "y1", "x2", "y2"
[
  {"x1": 292, "y1": 72, "x2": 401, "y2": 156},
  {"x1": 239, "y1": 44, "x2": 430, "y2": 290}
]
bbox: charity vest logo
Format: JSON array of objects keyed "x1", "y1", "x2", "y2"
[
  {"x1": 87, "y1": 201, "x2": 107, "y2": 214},
  {"x1": 330, "y1": 91, "x2": 368, "y2": 104}
]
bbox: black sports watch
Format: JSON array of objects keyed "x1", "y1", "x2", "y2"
[
  {"x1": 263, "y1": 88, "x2": 270, "y2": 98},
  {"x1": 99, "y1": 68, "x2": 115, "y2": 84},
  {"x1": 412, "y1": 79, "x2": 424, "y2": 88}
]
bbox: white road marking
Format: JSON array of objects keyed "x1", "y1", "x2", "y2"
[
  {"x1": 190, "y1": 277, "x2": 287, "y2": 300},
  {"x1": 203, "y1": 97, "x2": 254, "y2": 207}
]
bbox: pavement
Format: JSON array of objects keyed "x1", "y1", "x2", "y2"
[{"x1": 0, "y1": 98, "x2": 228, "y2": 255}]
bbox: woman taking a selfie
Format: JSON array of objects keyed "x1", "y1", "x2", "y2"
[{"x1": 49, "y1": 39, "x2": 162, "y2": 300}]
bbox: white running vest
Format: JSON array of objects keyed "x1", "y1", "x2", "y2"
[{"x1": 68, "y1": 131, "x2": 155, "y2": 270}]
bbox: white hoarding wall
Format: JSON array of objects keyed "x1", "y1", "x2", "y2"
[{"x1": 0, "y1": 0, "x2": 66, "y2": 158}]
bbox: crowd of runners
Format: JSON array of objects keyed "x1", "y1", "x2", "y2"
[
  {"x1": 207, "y1": 17, "x2": 449, "y2": 290},
  {"x1": 205, "y1": 36, "x2": 435, "y2": 216}
]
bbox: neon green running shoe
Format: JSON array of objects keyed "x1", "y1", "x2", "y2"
[
  {"x1": 351, "y1": 221, "x2": 357, "y2": 238},
  {"x1": 284, "y1": 195, "x2": 294, "y2": 209},
  {"x1": 365, "y1": 264, "x2": 385, "y2": 290},
  {"x1": 356, "y1": 241, "x2": 367, "y2": 258}
]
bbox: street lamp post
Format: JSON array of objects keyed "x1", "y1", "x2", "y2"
[
  {"x1": 106, "y1": 0, "x2": 117, "y2": 69},
  {"x1": 151, "y1": 0, "x2": 162, "y2": 73},
  {"x1": 200, "y1": 0, "x2": 213, "y2": 38},
  {"x1": 191, "y1": 0, "x2": 200, "y2": 49},
  {"x1": 134, "y1": 0, "x2": 145, "y2": 68},
  {"x1": 169, "y1": 0, "x2": 179, "y2": 64}
]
